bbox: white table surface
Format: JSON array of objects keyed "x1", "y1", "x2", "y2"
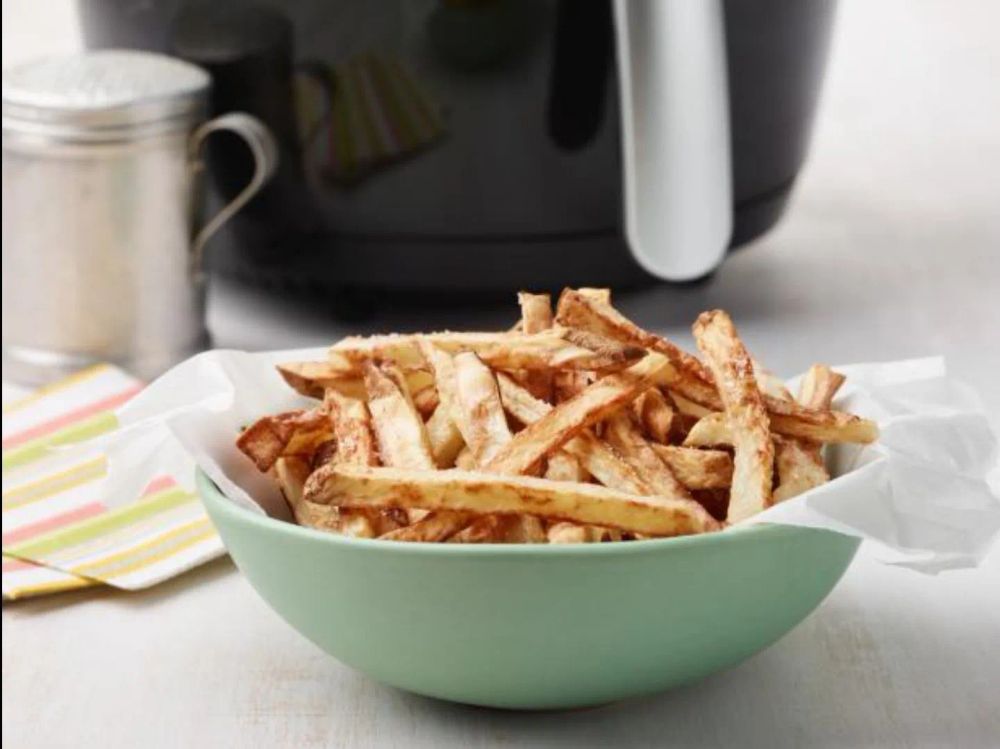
[{"x1": 4, "y1": 1, "x2": 999, "y2": 747}]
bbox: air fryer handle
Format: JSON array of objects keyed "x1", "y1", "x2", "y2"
[{"x1": 613, "y1": 0, "x2": 732, "y2": 280}]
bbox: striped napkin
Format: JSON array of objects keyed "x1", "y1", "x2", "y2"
[{"x1": 2, "y1": 365, "x2": 224, "y2": 600}]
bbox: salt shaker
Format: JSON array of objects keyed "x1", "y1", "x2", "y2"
[{"x1": 2, "y1": 50, "x2": 278, "y2": 384}]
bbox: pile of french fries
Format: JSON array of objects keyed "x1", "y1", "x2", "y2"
[{"x1": 236, "y1": 289, "x2": 878, "y2": 543}]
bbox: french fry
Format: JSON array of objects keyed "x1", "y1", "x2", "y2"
[
  {"x1": 517, "y1": 292, "x2": 553, "y2": 334},
  {"x1": 324, "y1": 390, "x2": 378, "y2": 467},
  {"x1": 448, "y1": 515, "x2": 510, "y2": 543},
  {"x1": 556, "y1": 289, "x2": 877, "y2": 444},
  {"x1": 772, "y1": 436, "x2": 830, "y2": 503},
  {"x1": 306, "y1": 464, "x2": 720, "y2": 537},
  {"x1": 693, "y1": 310, "x2": 773, "y2": 523},
  {"x1": 576, "y1": 287, "x2": 612, "y2": 305},
  {"x1": 418, "y1": 340, "x2": 461, "y2": 417},
  {"x1": 669, "y1": 391, "x2": 715, "y2": 419},
  {"x1": 324, "y1": 389, "x2": 406, "y2": 535},
  {"x1": 513, "y1": 295, "x2": 555, "y2": 400},
  {"x1": 753, "y1": 360, "x2": 793, "y2": 401},
  {"x1": 378, "y1": 511, "x2": 472, "y2": 542},
  {"x1": 496, "y1": 372, "x2": 649, "y2": 494},
  {"x1": 632, "y1": 388, "x2": 674, "y2": 444},
  {"x1": 425, "y1": 403, "x2": 465, "y2": 468},
  {"x1": 544, "y1": 451, "x2": 590, "y2": 482},
  {"x1": 604, "y1": 413, "x2": 690, "y2": 499},
  {"x1": 277, "y1": 360, "x2": 434, "y2": 401},
  {"x1": 448, "y1": 514, "x2": 547, "y2": 544},
  {"x1": 236, "y1": 408, "x2": 330, "y2": 472},
  {"x1": 411, "y1": 385, "x2": 440, "y2": 419},
  {"x1": 453, "y1": 351, "x2": 513, "y2": 465},
  {"x1": 682, "y1": 412, "x2": 731, "y2": 447},
  {"x1": 547, "y1": 522, "x2": 621, "y2": 543},
  {"x1": 553, "y1": 370, "x2": 596, "y2": 401},
  {"x1": 275, "y1": 456, "x2": 339, "y2": 530},
  {"x1": 363, "y1": 362, "x2": 436, "y2": 471},
  {"x1": 331, "y1": 331, "x2": 522, "y2": 369},
  {"x1": 799, "y1": 364, "x2": 846, "y2": 411},
  {"x1": 772, "y1": 364, "x2": 846, "y2": 502},
  {"x1": 556, "y1": 288, "x2": 720, "y2": 407},
  {"x1": 682, "y1": 408, "x2": 876, "y2": 446},
  {"x1": 485, "y1": 352, "x2": 675, "y2": 476},
  {"x1": 455, "y1": 446, "x2": 477, "y2": 471},
  {"x1": 243, "y1": 288, "x2": 879, "y2": 542},
  {"x1": 505, "y1": 368, "x2": 555, "y2": 403},
  {"x1": 650, "y1": 445, "x2": 733, "y2": 490},
  {"x1": 473, "y1": 331, "x2": 646, "y2": 373}
]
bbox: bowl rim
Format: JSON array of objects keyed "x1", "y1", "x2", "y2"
[{"x1": 196, "y1": 468, "x2": 857, "y2": 558}]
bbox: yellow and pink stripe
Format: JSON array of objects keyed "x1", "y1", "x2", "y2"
[{"x1": 2, "y1": 365, "x2": 223, "y2": 600}]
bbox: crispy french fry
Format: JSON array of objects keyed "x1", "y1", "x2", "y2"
[
  {"x1": 411, "y1": 385, "x2": 440, "y2": 419},
  {"x1": 799, "y1": 364, "x2": 846, "y2": 411},
  {"x1": 364, "y1": 362, "x2": 436, "y2": 471},
  {"x1": 772, "y1": 436, "x2": 830, "y2": 503},
  {"x1": 765, "y1": 409, "x2": 877, "y2": 444},
  {"x1": 556, "y1": 290, "x2": 877, "y2": 444},
  {"x1": 275, "y1": 457, "x2": 338, "y2": 530},
  {"x1": 632, "y1": 388, "x2": 674, "y2": 444},
  {"x1": 553, "y1": 370, "x2": 596, "y2": 401},
  {"x1": 448, "y1": 515, "x2": 510, "y2": 543},
  {"x1": 682, "y1": 412, "x2": 731, "y2": 447},
  {"x1": 473, "y1": 331, "x2": 646, "y2": 373},
  {"x1": 546, "y1": 522, "x2": 621, "y2": 543},
  {"x1": 485, "y1": 352, "x2": 675, "y2": 476},
  {"x1": 331, "y1": 331, "x2": 521, "y2": 369},
  {"x1": 753, "y1": 360, "x2": 793, "y2": 401},
  {"x1": 669, "y1": 391, "x2": 714, "y2": 419},
  {"x1": 517, "y1": 292, "x2": 553, "y2": 334},
  {"x1": 453, "y1": 351, "x2": 513, "y2": 464},
  {"x1": 236, "y1": 408, "x2": 330, "y2": 472},
  {"x1": 324, "y1": 390, "x2": 378, "y2": 467},
  {"x1": 455, "y1": 446, "x2": 477, "y2": 471},
  {"x1": 324, "y1": 389, "x2": 406, "y2": 534},
  {"x1": 332, "y1": 329, "x2": 635, "y2": 372},
  {"x1": 496, "y1": 372, "x2": 649, "y2": 493},
  {"x1": 306, "y1": 464, "x2": 720, "y2": 537},
  {"x1": 505, "y1": 368, "x2": 555, "y2": 403},
  {"x1": 544, "y1": 451, "x2": 590, "y2": 482},
  {"x1": 693, "y1": 310, "x2": 773, "y2": 523},
  {"x1": 556, "y1": 288, "x2": 720, "y2": 407},
  {"x1": 246, "y1": 289, "x2": 879, "y2": 544},
  {"x1": 378, "y1": 511, "x2": 472, "y2": 542},
  {"x1": 682, "y1": 408, "x2": 875, "y2": 446},
  {"x1": 277, "y1": 360, "x2": 434, "y2": 401},
  {"x1": 425, "y1": 403, "x2": 465, "y2": 468},
  {"x1": 772, "y1": 364, "x2": 846, "y2": 501},
  {"x1": 650, "y1": 445, "x2": 733, "y2": 490},
  {"x1": 576, "y1": 288, "x2": 612, "y2": 305},
  {"x1": 605, "y1": 413, "x2": 689, "y2": 499}
]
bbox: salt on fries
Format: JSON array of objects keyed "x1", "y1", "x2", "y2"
[{"x1": 237, "y1": 289, "x2": 878, "y2": 543}]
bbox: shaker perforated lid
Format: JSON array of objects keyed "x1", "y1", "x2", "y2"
[{"x1": 2, "y1": 50, "x2": 210, "y2": 138}]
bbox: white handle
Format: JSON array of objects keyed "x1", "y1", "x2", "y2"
[
  {"x1": 189, "y1": 112, "x2": 279, "y2": 282},
  {"x1": 613, "y1": 0, "x2": 732, "y2": 280}
]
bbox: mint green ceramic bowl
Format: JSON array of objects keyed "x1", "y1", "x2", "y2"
[{"x1": 197, "y1": 470, "x2": 859, "y2": 709}]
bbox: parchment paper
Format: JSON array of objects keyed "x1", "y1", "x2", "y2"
[{"x1": 88, "y1": 350, "x2": 1000, "y2": 573}]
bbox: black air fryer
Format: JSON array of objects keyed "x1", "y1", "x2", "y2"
[{"x1": 80, "y1": 0, "x2": 837, "y2": 292}]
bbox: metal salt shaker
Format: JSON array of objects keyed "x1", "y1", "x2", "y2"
[{"x1": 2, "y1": 50, "x2": 278, "y2": 384}]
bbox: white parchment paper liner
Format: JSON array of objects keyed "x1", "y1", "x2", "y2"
[{"x1": 88, "y1": 350, "x2": 1000, "y2": 573}]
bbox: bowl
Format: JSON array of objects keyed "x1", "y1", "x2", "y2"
[{"x1": 197, "y1": 469, "x2": 859, "y2": 709}]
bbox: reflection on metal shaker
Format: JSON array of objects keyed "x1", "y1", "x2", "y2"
[{"x1": 1, "y1": 50, "x2": 278, "y2": 384}]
